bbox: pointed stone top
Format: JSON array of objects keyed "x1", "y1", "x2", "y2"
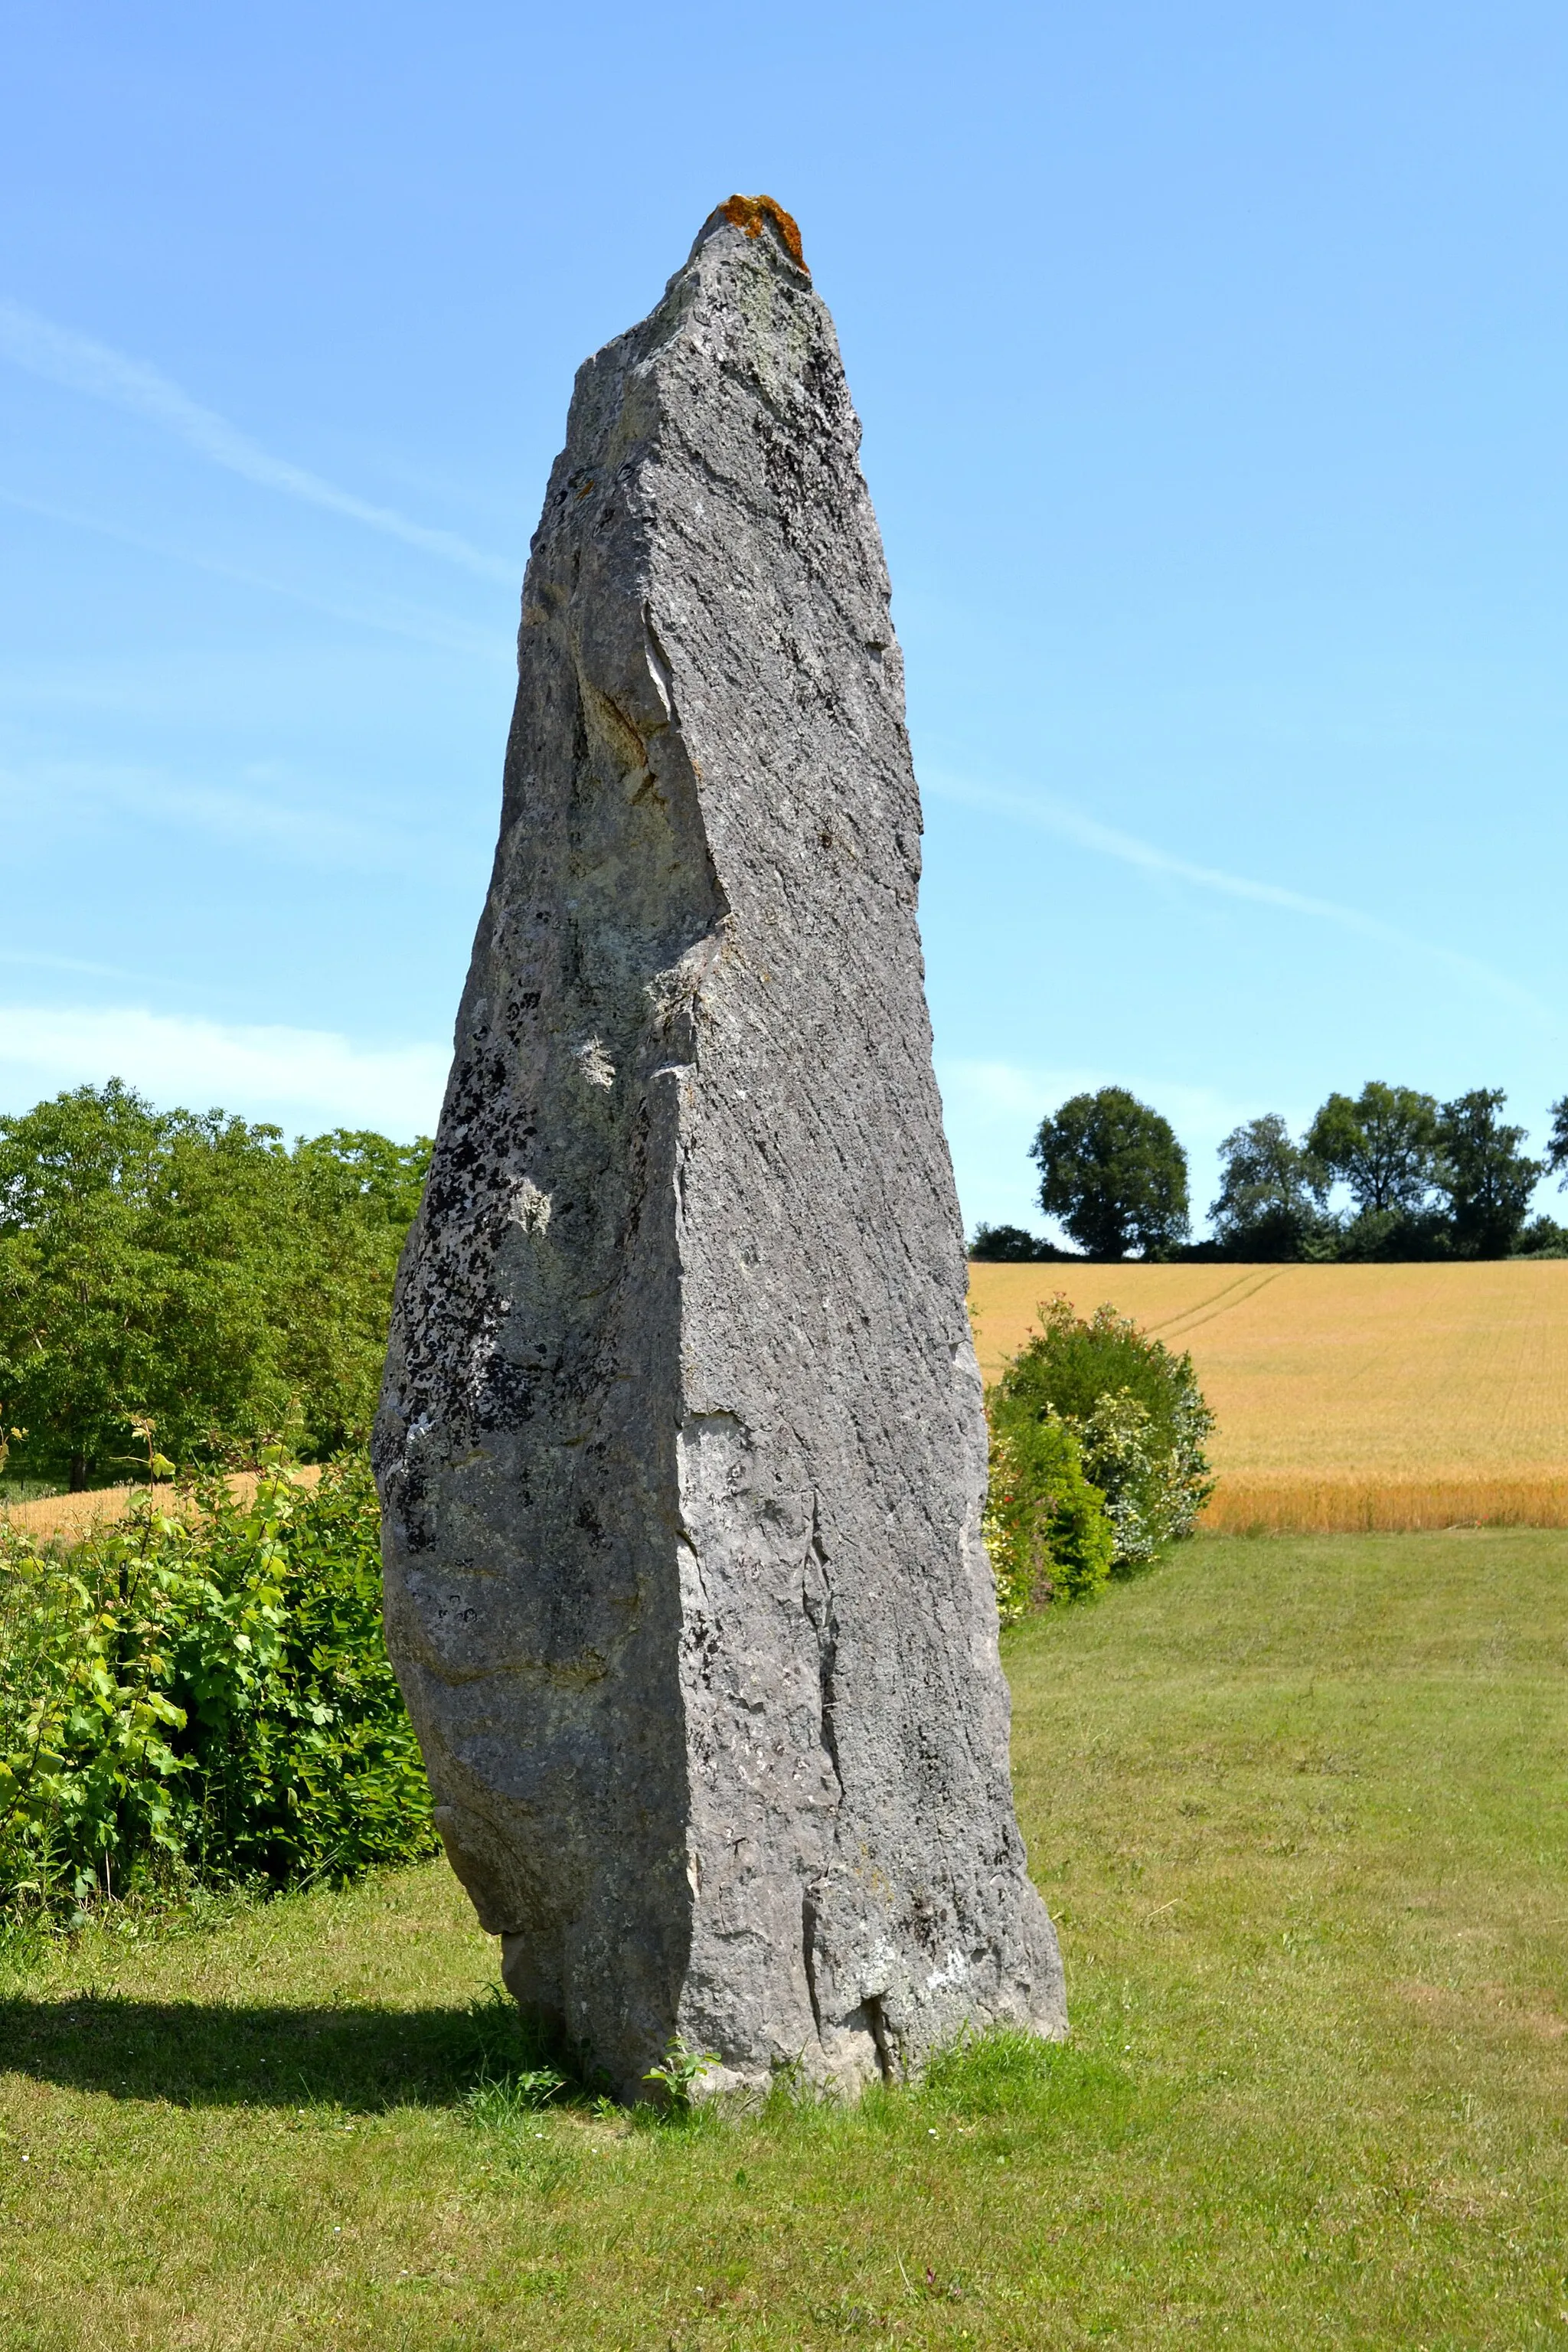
[{"x1": 691, "y1": 193, "x2": 810, "y2": 279}]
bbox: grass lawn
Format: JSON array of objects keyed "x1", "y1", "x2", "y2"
[{"x1": 3, "y1": 1529, "x2": 1566, "y2": 2348}]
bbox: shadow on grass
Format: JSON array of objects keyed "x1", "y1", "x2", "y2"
[
  {"x1": 0, "y1": 1989, "x2": 540, "y2": 2112},
  {"x1": 2, "y1": 1998, "x2": 1144, "y2": 2150}
]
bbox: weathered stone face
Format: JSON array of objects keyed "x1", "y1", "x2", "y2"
[{"x1": 374, "y1": 196, "x2": 1065, "y2": 2099}]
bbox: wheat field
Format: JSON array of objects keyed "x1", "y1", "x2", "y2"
[
  {"x1": 8, "y1": 1264, "x2": 1565, "y2": 1541},
  {"x1": 968, "y1": 1259, "x2": 1568, "y2": 1531},
  {"x1": 0, "y1": 1464, "x2": 324, "y2": 1545}
]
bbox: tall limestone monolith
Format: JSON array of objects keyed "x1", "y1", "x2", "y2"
[{"x1": 374, "y1": 196, "x2": 1066, "y2": 2099}]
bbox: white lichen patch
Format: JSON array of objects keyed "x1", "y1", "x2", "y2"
[
  {"x1": 576, "y1": 1037, "x2": 616, "y2": 1089},
  {"x1": 508, "y1": 1176, "x2": 552, "y2": 1234}
]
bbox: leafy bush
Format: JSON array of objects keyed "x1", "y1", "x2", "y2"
[
  {"x1": 982, "y1": 1416, "x2": 1114, "y2": 1619},
  {"x1": 969, "y1": 1223, "x2": 1067, "y2": 1263},
  {"x1": 1070, "y1": 1386, "x2": 1207, "y2": 1566},
  {"x1": 0, "y1": 1452, "x2": 435, "y2": 1913},
  {"x1": 1516, "y1": 1214, "x2": 1568, "y2": 1259},
  {"x1": 988, "y1": 1295, "x2": 1214, "y2": 1583}
]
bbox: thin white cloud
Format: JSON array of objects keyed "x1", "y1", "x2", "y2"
[
  {"x1": 0, "y1": 1005, "x2": 449, "y2": 1136},
  {"x1": 939, "y1": 1056, "x2": 1256, "y2": 1137},
  {"x1": 0, "y1": 298, "x2": 519, "y2": 586},
  {"x1": 0, "y1": 487, "x2": 512, "y2": 661},
  {"x1": 0, "y1": 754, "x2": 474, "y2": 877},
  {"x1": 0, "y1": 753, "x2": 411, "y2": 874},
  {"x1": 0, "y1": 948, "x2": 136, "y2": 981},
  {"x1": 926, "y1": 771, "x2": 1551, "y2": 1022}
]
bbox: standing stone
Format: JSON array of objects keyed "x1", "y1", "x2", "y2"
[{"x1": 374, "y1": 196, "x2": 1066, "y2": 2099}]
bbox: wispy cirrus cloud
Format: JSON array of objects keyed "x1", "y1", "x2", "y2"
[
  {"x1": 925, "y1": 770, "x2": 1551, "y2": 1022},
  {"x1": 0, "y1": 945, "x2": 139, "y2": 983},
  {"x1": 0, "y1": 949, "x2": 138, "y2": 982},
  {"x1": 0, "y1": 487, "x2": 513, "y2": 661},
  {"x1": 0, "y1": 753, "x2": 430, "y2": 873},
  {"x1": 0, "y1": 298, "x2": 519, "y2": 585},
  {"x1": 0, "y1": 1004, "x2": 449, "y2": 1135}
]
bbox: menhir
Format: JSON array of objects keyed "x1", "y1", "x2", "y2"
[{"x1": 374, "y1": 195, "x2": 1066, "y2": 2099}]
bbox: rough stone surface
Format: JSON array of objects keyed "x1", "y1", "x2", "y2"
[{"x1": 374, "y1": 196, "x2": 1066, "y2": 2099}]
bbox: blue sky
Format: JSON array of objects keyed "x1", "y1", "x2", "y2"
[{"x1": 2, "y1": 1, "x2": 1565, "y2": 1240}]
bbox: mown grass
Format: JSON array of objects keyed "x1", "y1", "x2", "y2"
[{"x1": 3, "y1": 1529, "x2": 1567, "y2": 2348}]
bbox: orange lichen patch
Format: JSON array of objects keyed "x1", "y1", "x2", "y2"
[{"x1": 719, "y1": 193, "x2": 808, "y2": 275}]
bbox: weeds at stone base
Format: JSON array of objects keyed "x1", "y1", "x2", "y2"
[
  {"x1": 460, "y1": 2063, "x2": 568, "y2": 2128},
  {"x1": 452, "y1": 2014, "x2": 1089, "y2": 2153}
]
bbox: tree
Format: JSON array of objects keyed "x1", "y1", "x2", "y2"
[
  {"x1": 0, "y1": 1082, "x2": 220, "y2": 1490},
  {"x1": 1548, "y1": 1097, "x2": 1568, "y2": 1186},
  {"x1": 0, "y1": 1083, "x2": 427, "y2": 1490},
  {"x1": 292, "y1": 1129, "x2": 433, "y2": 1230},
  {"x1": 1432, "y1": 1089, "x2": 1542, "y2": 1258},
  {"x1": 1030, "y1": 1089, "x2": 1189, "y2": 1261},
  {"x1": 1305, "y1": 1082, "x2": 1439, "y2": 1217},
  {"x1": 1209, "y1": 1115, "x2": 1332, "y2": 1259}
]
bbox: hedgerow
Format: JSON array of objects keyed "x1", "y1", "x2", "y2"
[{"x1": 0, "y1": 1453, "x2": 434, "y2": 1915}]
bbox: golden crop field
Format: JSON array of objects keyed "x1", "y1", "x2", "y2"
[
  {"x1": 968, "y1": 1259, "x2": 1568, "y2": 1532},
  {"x1": 0, "y1": 1464, "x2": 324, "y2": 1545}
]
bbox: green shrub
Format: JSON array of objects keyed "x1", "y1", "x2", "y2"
[
  {"x1": 969, "y1": 1223, "x2": 1066, "y2": 1263},
  {"x1": 0, "y1": 1452, "x2": 435, "y2": 1913},
  {"x1": 988, "y1": 1295, "x2": 1215, "y2": 1581},
  {"x1": 982, "y1": 1416, "x2": 1114, "y2": 1619}
]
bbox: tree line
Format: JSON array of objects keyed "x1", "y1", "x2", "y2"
[
  {"x1": 973, "y1": 1083, "x2": 1568, "y2": 1264},
  {"x1": 0, "y1": 1081, "x2": 430, "y2": 1492}
]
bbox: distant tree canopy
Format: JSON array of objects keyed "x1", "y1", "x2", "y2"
[
  {"x1": 1209, "y1": 1115, "x2": 1331, "y2": 1261},
  {"x1": 1434, "y1": 1089, "x2": 1542, "y2": 1259},
  {"x1": 1550, "y1": 1098, "x2": 1568, "y2": 1178},
  {"x1": 1306, "y1": 1083, "x2": 1439, "y2": 1220},
  {"x1": 977, "y1": 1078, "x2": 1565, "y2": 1267},
  {"x1": 1030, "y1": 1089, "x2": 1190, "y2": 1262},
  {"x1": 969, "y1": 1223, "x2": 1067, "y2": 1264},
  {"x1": 0, "y1": 1082, "x2": 431, "y2": 1491}
]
